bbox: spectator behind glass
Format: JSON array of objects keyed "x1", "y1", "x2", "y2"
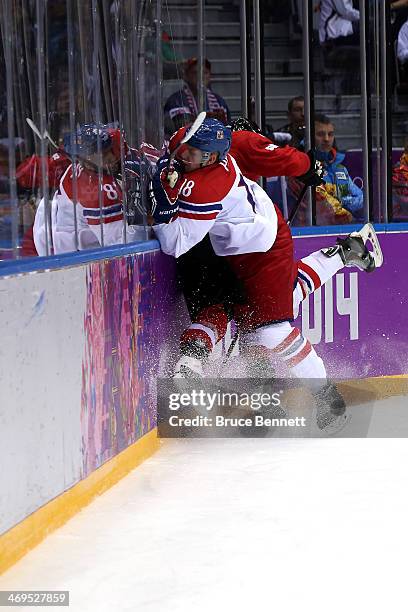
[
  {"x1": 318, "y1": 0, "x2": 360, "y2": 45},
  {"x1": 397, "y1": 18, "x2": 408, "y2": 85},
  {"x1": 392, "y1": 137, "x2": 408, "y2": 220},
  {"x1": 317, "y1": 1, "x2": 360, "y2": 94},
  {"x1": 164, "y1": 57, "x2": 231, "y2": 137},
  {"x1": 388, "y1": 1, "x2": 408, "y2": 93},
  {"x1": 277, "y1": 96, "x2": 305, "y2": 149},
  {"x1": 287, "y1": 113, "x2": 364, "y2": 225}
]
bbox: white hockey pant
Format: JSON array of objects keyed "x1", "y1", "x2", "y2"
[
  {"x1": 293, "y1": 249, "x2": 343, "y2": 317},
  {"x1": 241, "y1": 251, "x2": 345, "y2": 380},
  {"x1": 243, "y1": 321, "x2": 326, "y2": 380},
  {"x1": 178, "y1": 250, "x2": 344, "y2": 368}
]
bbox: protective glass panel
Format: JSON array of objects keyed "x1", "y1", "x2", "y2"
[
  {"x1": 162, "y1": 1, "x2": 232, "y2": 139},
  {"x1": 289, "y1": 0, "x2": 366, "y2": 227},
  {"x1": 262, "y1": 1, "x2": 306, "y2": 224},
  {"x1": 0, "y1": 0, "x2": 166, "y2": 261},
  {"x1": 390, "y1": 2, "x2": 408, "y2": 223}
]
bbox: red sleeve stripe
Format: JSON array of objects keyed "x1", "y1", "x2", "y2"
[
  {"x1": 286, "y1": 340, "x2": 312, "y2": 369},
  {"x1": 297, "y1": 278, "x2": 307, "y2": 300},
  {"x1": 297, "y1": 261, "x2": 322, "y2": 290},
  {"x1": 177, "y1": 211, "x2": 219, "y2": 221},
  {"x1": 279, "y1": 334, "x2": 306, "y2": 360},
  {"x1": 272, "y1": 327, "x2": 300, "y2": 354},
  {"x1": 87, "y1": 214, "x2": 123, "y2": 225}
]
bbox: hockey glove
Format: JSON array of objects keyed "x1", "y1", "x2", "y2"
[
  {"x1": 297, "y1": 149, "x2": 325, "y2": 187},
  {"x1": 206, "y1": 109, "x2": 228, "y2": 125},
  {"x1": 115, "y1": 155, "x2": 154, "y2": 224},
  {"x1": 148, "y1": 156, "x2": 186, "y2": 224},
  {"x1": 231, "y1": 116, "x2": 262, "y2": 134}
]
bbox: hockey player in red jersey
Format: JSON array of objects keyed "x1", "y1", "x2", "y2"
[
  {"x1": 229, "y1": 117, "x2": 312, "y2": 182},
  {"x1": 150, "y1": 117, "x2": 383, "y2": 430},
  {"x1": 17, "y1": 150, "x2": 70, "y2": 193},
  {"x1": 17, "y1": 151, "x2": 71, "y2": 256}
]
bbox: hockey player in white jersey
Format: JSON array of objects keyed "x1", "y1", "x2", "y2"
[
  {"x1": 149, "y1": 117, "x2": 383, "y2": 432},
  {"x1": 32, "y1": 124, "x2": 153, "y2": 255}
]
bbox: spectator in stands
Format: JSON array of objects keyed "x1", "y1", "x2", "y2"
[
  {"x1": 287, "y1": 113, "x2": 363, "y2": 225},
  {"x1": 318, "y1": 0, "x2": 360, "y2": 46},
  {"x1": 387, "y1": 1, "x2": 408, "y2": 93},
  {"x1": 318, "y1": 1, "x2": 360, "y2": 94},
  {"x1": 314, "y1": 113, "x2": 363, "y2": 217},
  {"x1": 392, "y1": 137, "x2": 408, "y2": 220},
  {"x1": 396, "y1": 18, "x2": 408, "y2": 86},
  {"x1": 277, "y1": 96, "x2": 305, "y2": 149},
  {"x1": 391, "y1": 0, "x2": 408, "y2": 10},
  {"x1": 164, "y1": 57, "x2": 231, "y2": 137}
]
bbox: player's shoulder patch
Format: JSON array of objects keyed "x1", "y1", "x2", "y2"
[{"x1": 265, "y1": 143, "x2": 278, "y2": 151}]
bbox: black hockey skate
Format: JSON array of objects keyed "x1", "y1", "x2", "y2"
[
  {"x1": 313, "y1": 382, "x2": 350, "y2": 435},
  {"x1": 322, "y1": 223, "x2": 383, "y2": 273}
]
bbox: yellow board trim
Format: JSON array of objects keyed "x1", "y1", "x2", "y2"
[
  {"x1": 337, "y1": 375, "x2": 408, "y2": 405},
  {"x1": 0, "y1": 428, "x2": 160, "y2": 576}
]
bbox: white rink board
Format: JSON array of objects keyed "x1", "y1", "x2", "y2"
[{"x1": 0, "y1": 268, "x2": 86, "y2": 534}]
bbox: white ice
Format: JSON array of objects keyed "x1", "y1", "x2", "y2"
[{"x1": 1, "y1": 437, "x2": 408, "y2": 612}]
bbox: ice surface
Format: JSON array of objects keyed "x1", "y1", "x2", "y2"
[{"x1": 1, "y1": 435, "x2": 408, "y2": 612}]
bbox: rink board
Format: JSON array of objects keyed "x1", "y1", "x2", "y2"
[
  {"x1": 0, "y1": 228, "x2": 408, "y2": 571},
  {"x1": 294, "y1": 229, "x2": 408, "y2": 378},
  {"x1": 0, "y1": 245, "x2": 185, "y2": 548}
]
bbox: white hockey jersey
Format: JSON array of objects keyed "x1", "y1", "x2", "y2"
[
  {"x1": 33, "y1": 163, "x2": 129, "y2": 255},
  {"x1": 153, "y1": 154, "x2": 279, "y2": 258}
]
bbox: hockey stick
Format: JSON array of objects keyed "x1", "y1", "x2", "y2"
[
  {"x1": 27, "y1": 116, "x2": 82, "y2": 166},
  {"x1": 26, "y1": 117, "x2": 59, "y2": 150},
  {"x1": 167, "y1": 111, "x2": 207, "y2": 187},
  {"x1": 218, "y1": 327, "x2": 240, "y2": 376},
  {"x1": 26, "y1": 117, "x2": 107, "y2": 175},
  {"x1": 287, "y1": 183, "x2": 308, "y2": 226},
  {"x1": 225, "y1": 328, "x2": 239, "y2": 360},
  {"x1": 173, "y1": 110, "x2": 207, "y2": 155}
]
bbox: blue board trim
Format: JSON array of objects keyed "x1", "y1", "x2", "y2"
[
  {"x1": 291, "y1": 222, "x2": 408, "y2": 237},
  {"x1": 1, "y1": 222, "x2": 407, "y2": 278},
  {"x1": 0, "y1": 239, "x2": 161, "y2": 277}
]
